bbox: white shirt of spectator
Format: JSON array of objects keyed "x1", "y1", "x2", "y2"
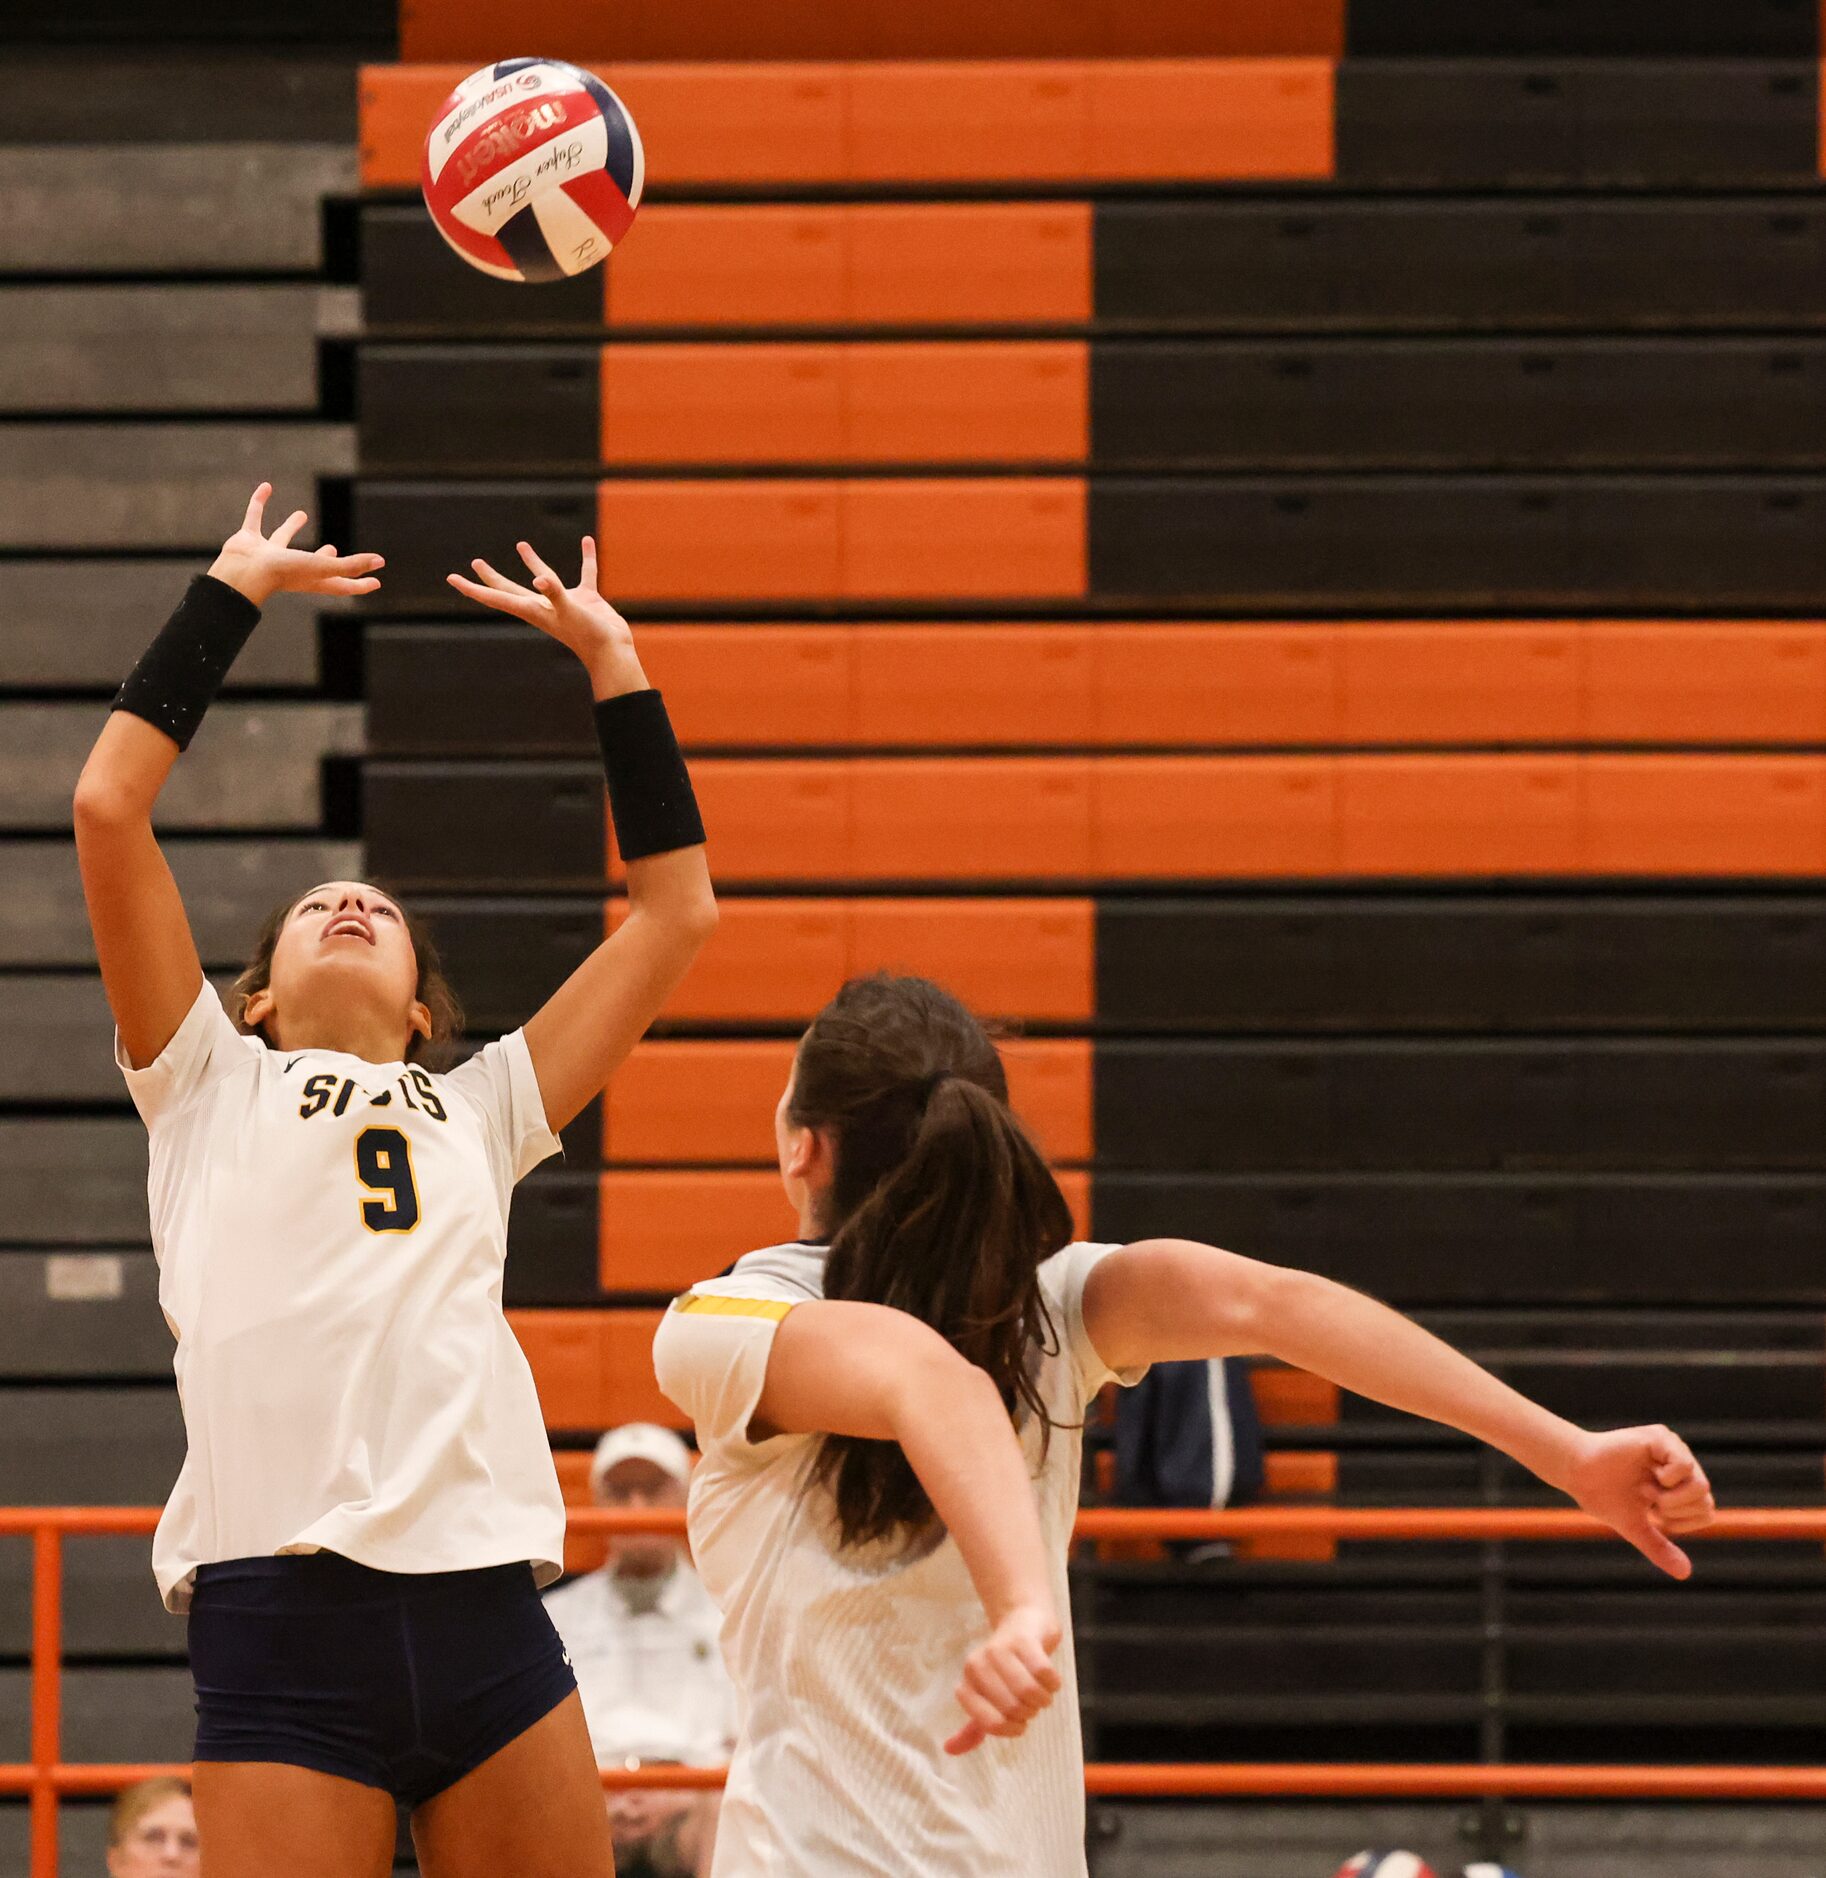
[
  {"x1": 115, "y1": 980, "x2": 566, "y2": 1612},
  {"x1": 653, "y1": 1238, "x2": 1144, "y2": 1878},
  {"x1": 544, "y1": 1558, "x2": 735, "y2": 1766}
]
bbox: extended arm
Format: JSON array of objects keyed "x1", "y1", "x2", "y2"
[
  {"x1": 75, "y1": 486, "x2": 382, "y2": 1068},
  {"x1": 751, "y1": 1301, "x2": 1064, "y2": 1755},
  {"x1": 1083, "y1": 1239, "x2": 1716, "y2": 1578},
  {"x1": 449, "y1": 539, "x2": 715, "y2": 1133}
]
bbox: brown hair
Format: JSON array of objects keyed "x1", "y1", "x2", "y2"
[
  {"x1": 108, "y1": 1776, "x2": 191, "y2": 1849},
  {"x1": 789, "y1": 974, "x2": 1075, "y2": 1551},
  {"x1": 231, "y1": 882, "x2": 464, "y2": 1068}
]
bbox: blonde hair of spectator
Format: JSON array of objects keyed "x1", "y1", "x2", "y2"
[{"x1": 108, "y1": 1777, "x2": 192, "y2": 1849}]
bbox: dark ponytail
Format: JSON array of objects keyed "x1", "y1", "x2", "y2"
[{"x1": 789, "y1": 974, "x2": 1076, "y2": 1551}]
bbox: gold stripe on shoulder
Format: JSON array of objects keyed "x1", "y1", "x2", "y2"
[{"x1": 673, "y1": 1293, "x2": 796, "y2": 1323}]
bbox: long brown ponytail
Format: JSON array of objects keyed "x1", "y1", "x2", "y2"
[{"x1": 789, "y1": 974, "x2": 1076, "y2": 1551}]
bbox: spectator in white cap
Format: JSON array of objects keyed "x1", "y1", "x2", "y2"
[{"x1": 543, "y1": 1423, "x2": 735, "y2": 1773}]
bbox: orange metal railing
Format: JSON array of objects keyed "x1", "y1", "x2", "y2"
[{"x1": 8, "y1": 1504, "x2": 1826, "y2": 1877}]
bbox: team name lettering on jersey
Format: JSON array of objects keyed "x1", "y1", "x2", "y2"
[{"x1": 298, "y1": 1065, "x2": 448, "y2": 1124}]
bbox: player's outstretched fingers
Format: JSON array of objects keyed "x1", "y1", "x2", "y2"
[
  {"x1": 579, "y1": 534, "x2": 599, "y2": 593},
  {"x1": 516, "y1": 539, "x2": 560, "y2": 588},
  {"x1": 447, "y1": 571, "x2": 534, "y2": 618},
  {"x1": 469, "y1": 557, "x2": 538, "y2": 600}
]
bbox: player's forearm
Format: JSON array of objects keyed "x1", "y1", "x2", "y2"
[
  {"x1": 888, "y1": 1359, "x2": 1057, "y2": 1628},
  {"x1": 1259, "y1": 1267, "x2": 1584, "y2": 1491},
  {"x1": 74, "y1": 710, "x2": 181, "y2": 825}
]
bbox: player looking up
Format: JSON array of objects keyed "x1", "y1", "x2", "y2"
[
  {"x1": 654, "y1": 972, "x2": 1719, "y2": 1878},
  {"x1": 74, "y1": 486, "x2": 715, "y2": 1878}
]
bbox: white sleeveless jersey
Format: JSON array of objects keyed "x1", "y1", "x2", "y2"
[
  {"x1": 652, "y1": 1239, "x2": 1143, "y2": 1878},
  {"x1": 117, "y1": 980, "x2": 566, "y2": 1612}
]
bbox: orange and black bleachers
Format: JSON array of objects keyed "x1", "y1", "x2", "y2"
[{"x1": 344, "y1": 0, "x2": 1826, "y2": 1830}]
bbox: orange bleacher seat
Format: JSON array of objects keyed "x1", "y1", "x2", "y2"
[
  {"x1": 597, "y1": 1167, "x2": 1094, "y2": 1293},
  {"x1": 612, "y1": 896, "x2": 1096, "y2": 1022},
  {"x1": 632, "y1": 621, "x2": 1826, "y2": 751},
  {"x1": 599, "y1": 342, "x2": 1088, "y2": 467},
  {"x1": 1097, "y1": 626, "x2": 1335, "y2": 746},
  {"x1": 362, "y1": 60, "x2": 1333, "y2": 189},
  {"x1": 398, "y1": 0, "x2": 1344, "y2": 65},
  {"x1": 1338, "y1": 756, "x2": 1584, "y2": 877},
  {"x1": 553, "y1": 1450, "x2": 609, "y2": 1574},
  {"x1": 1584, "y1": 624, "x2": 1826, "y2": 743},
  {"x1": 1088, "y1": 58, "x2": 1332, "y2": 178},
  {"x1": 1095, "y1": 757, "x2": 1337, "y2": 878},
  {"x1": 599, "y1": 204, "x2": 1093, "y2": 330},
  {"x1": 1337, "y1": 625, "x2": 1581, "y2": 745},
  {"x1": 621, "y1": 753, "x2": 1826, "y2": 884},
  {"x1": 841, "y1": 479, "x2": 1087, "y2": 598},
  {"x1": 851, "y1": 625, "x2": 1097, "y2": 746},
  {"x1": 1584, "y1": 756, "x2": 1826, "y2": 874},
  {"x1": 509, "y1": 1307, "x2": 673, "y2": 1429},
  {"x1": 594, "y1": 478, "x2": 1087, "y2": 602},
  {"x1": 602, "y1": 1038, "x2": 1092, "y2": 1163}
]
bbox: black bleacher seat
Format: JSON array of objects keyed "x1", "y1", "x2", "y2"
[
  {"x1": 0, "y1": 565, "x2": 320, "y2": 688},
  {"x1": 1087, "y1": 475, "x2": 1826, "y2": 607},
  {"x1": 361, "y1": 206, "x2": 600, "y2": 338},
  {"x1": 367, "y1": 628, "x2": 591, "y2": 758},
  {"x1": 1094, "y1": 1040, "x2": 1826, "y2": 1172},
  {"x1": 0, "y1": 1255, "x2": 171, "y2": 1379},
  {"x1": 365, "y1": 760, "x2": 606, "y2": 888},
  {"x1": 1345, "y1": 0, "x2": 1817, "y2": 58},
  {"x1": 1090, "y1": 339, "x2": 1826, "y2": 472},
  {"x1": 2, "y1": 144, "x2": 354, "y2": 275},
  {"x1": 411, "y1": 897, "x2": 601, "y2": 1028},
  {"x1": 0, "y1": 1387, "x2": 182, "y2": 1503},
  {"x1": 1093, "y1": 199, "x2": 1826, "y2": 331},
  {"x1": 503, "y1": 1174, "x2": 603, "y2": 1306},
  {"x1": 13, "y1": 704, "x2": 359, "y2": 834},
  {"x1": 0, "y1": 284, "x2": 352, "y2": 415},
  {"x1": 0, "y1": 1534, "x2": 177, "y2": 1657},
  {"x1": 354, "y1": 482, "x2": 598, "y2": 614},
  {"x1": 1335, "y1": 61, "x2": 1820, "y2": 187},
  {"x1": 0, "y1": 838, "x2": 359, "y2": 968},
  {"x1": 0, "y1": 1667, "x2": 194, "y2": 1762},
  {"x1": 1096, "y1": 895, "x2": 1826, "y2": 1034},
  {"x1": 0, "y1": 421, "x2": 354, "y2": 554},
  {"x1": 0, "y1": 1120, "x2": 162, "y2": 1244},
  {"x1": 359, "y1": 345, "x2": 602, "y2": 475},
  {"x1": 1093, "y1": 1173, "x2": 1826, "y2": 1304}
]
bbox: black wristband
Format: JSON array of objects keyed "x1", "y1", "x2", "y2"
[
  {"x1": 111, "y1": 574, "x2": 260, "y2": 751},
  {"x1": 597, "y1": 688, "x2": 706, "y2": 862}
]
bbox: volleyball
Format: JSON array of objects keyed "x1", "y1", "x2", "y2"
[
  {"x1": 420, "y1": 58, "x2": 644, "y2": 283},
  {"x1": 1335, "y1": 1856, "x2": 1438, "y2": 1878}
]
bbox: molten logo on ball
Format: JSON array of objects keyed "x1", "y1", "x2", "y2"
[
  {"x1": 420, "y1": 57, "x2": 644, "y2": 285},
  {"x1": 452, "y1": 100, "x2": 570, "y2": 192}
]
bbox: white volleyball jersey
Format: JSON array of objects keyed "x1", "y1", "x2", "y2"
[
  {"x1": 117, "y1": 979, "x2": 566, "y2": 1612},
  {"x1": 652, "y1": 1239, "x2": 1143, "y2": 1878}
]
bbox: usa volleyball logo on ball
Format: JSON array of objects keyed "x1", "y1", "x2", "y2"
[{"x1": 421, "y1": 58, "x2": 644, "y2": 283}]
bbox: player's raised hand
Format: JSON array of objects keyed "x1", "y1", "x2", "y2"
[
  {"x1": 447, "y1": 535, "x2": 646, "y2": 694},
  {"x1": 209, "y1": 484, "x2": 384, "y2": 605},
  {"x1": 1562, "y1": 1424, "x2": 1716, "y2": 1580},
  {"x1": 944, "y1": 1603, "x2": 1063, "y2": 1756}
]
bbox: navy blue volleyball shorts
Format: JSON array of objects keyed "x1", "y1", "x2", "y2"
[{"x1": 187, "y1": 1551, "x2": 577, "y2": 1807}]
